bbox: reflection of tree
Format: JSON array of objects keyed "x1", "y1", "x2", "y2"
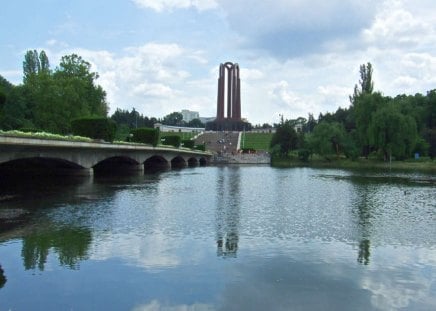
[
  {"x1": 21, "y1": 227, "x2": 92, "y2": 270},
  {"x1": 216, "y1": 167, "x2": 241, "y2": 258},
  {"x1": 0, "y1": 264, "x2": 6, "y2": 289},
  {"x1": 357, "y1": 239, "x2": 371, "y2": 265},
  {"x1": 353, "y1": 181, "x2": 373, "y2": 266}
]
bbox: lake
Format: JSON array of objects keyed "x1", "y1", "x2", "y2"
[{"x1": 0, "y1": 166, "x2": 435, "y2": 310}]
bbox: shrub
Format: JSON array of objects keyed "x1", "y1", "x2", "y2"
[
  {"x1": 194, "y1": 144, "x2": 206, "y2": 151},
  {"x1": 71, "y1": 117, "x2": 117, "y2": 142},
  {"x1": 161, "y1": 135, "x2": 181, "y2": 148},
  {"x1": 182, "y1": 139, "x2": 195, "y2": 148},
  {"x1": 297, "y1": 149, "x2": 311, "y2": 162},
  {"x1": 130, "y1": 127, "x2": 159, "y2": 146},
  {"x1": 19, "y1": 128, "x2": 41, "y2": 133}
]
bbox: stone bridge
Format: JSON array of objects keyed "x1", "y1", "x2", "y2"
[{"x1": 0, "y1": 136, "x2": 212, "y2": 175}]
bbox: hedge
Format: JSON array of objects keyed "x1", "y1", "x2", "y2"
[
  {"x1": 161, "y1": 135, "x2": 181, "y2": 148},
  {"x1": 181, "y1": 139, "x2": 195, "y2": 148},
  {"x1": 194, "y1": 144, "x2": 206, "y2": 151},
  {"x1": 130, "y1": 127, "x2": 159, "y2": 146},
  {"x1": 71, "y1": 117, "x2": 117, "y2": 142}
]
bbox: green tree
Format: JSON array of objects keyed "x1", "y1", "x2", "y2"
[
  {"x1": 162, "y1": 112, "x2": 184, "y2": 126},
  {"x1": 54, "y1": 54, "x2": 108, "y2": 117},
  {"x1": 308, "y1": 121, "x2": 348, "y2": 159},
  {"x1": 350, "y1": 62, "x2": 374, "y2": 104},
  {"x1": 270, "y1": 120, "x2": 298, "y2": 156},
  {"x1": 353, "y1": 92, "x2": 388, "y2": 156},
  {"x1": 368, "y1": 103, "x2": 418, "y2": 160},
  {"x1": 187, "y1": 118, "x2": 205, "y2": 128},
  {"x1": 23, "y1": 53, "x2": 108, "y2": 133},
  {"x1": 1, "y1": 85, "x2": 31, "y2": 130}
]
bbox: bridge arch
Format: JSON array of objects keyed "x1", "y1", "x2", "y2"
[
  {"x1": 93, "y1": 156, "x2": 143, "y2": 174},
  {"x1": 171, "y1": 156, "x2": 187, "y2": 169},
  {"x1": 0, "y1": 157, "x2": 89, "y2": 175},
  {"x1": 187, "y1": 157, "x2": 198, "y2": 167},
  {"x1": 199, "y1": 157, "x2": 208, "y2": 166},
  {"x1": 144, "y1": 155, "x2": 170, "y2": 172}
]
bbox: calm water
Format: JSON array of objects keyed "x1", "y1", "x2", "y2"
[{"x1": 0, "y1": 166, "x2": 435, "y2": 311}]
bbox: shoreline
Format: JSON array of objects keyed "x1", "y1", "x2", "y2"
[{"x1": 271, "y1": 157, "x2": 436, "y2": 173}]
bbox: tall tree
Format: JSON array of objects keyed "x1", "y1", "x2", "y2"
[
  {"x1": 350, "y1": 62, "x2": 374, "y2": 104},
  {"x1": 23, "y1": 50, "x2": 40, "y2": 82}
]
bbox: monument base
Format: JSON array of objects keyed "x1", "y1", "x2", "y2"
[{"x1": 206, "y1": 119, "x2": 251, "y2": 131}]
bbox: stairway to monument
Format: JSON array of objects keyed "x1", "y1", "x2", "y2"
[{"x1": 195, "y1": 132, "x2": 240, "y2": 154}]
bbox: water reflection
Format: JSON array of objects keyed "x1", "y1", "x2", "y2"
[
  {"x1": 216, "y1": 167, "x2": 241, "y2": 258},
  {"x1": 0, "y1": 264, "x2": 6, "y2": 289},
  {"x1": 353, "y1": 183, "x2": 374, "y2": 266},
  {"x1": 21, "y1": 226, "x2": 92, "y2": 270}
]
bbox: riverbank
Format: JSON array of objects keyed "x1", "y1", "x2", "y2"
[{"x1": 271, "y1": 157, "x2": 436, "y2": 173}]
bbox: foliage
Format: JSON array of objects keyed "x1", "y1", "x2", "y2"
[
  {"x1": 71, "y1": 117, "x2": 117, "y2": 142},
  {"x1": 297, "y1": 149, "x2": 311, "y2": 162},
  {"x1": 110, "y1": 108, "x2": 158, "y2": 129},
  {"x1": 187, "y1": 118, "x2": 205, "y2": 128},
  {"x1": 308, "y1": 121, "x2": 348, "y2": 159},
  {"x1": 162, "y1": 112, "x2": 183, "y2": 126},
  {"x1": 194, "y1": 144, "x2": 206, "y2": 151},
  {"x1": 0, "y1": 130, "x2": 92, "y2": 142},
  {"x1": 368, "y1": 103, "x2": 418, "y2": 160},
  {"x1": 130, "y1": 127, "x2": 159, "y2": 146},
  {"x1": 182, "y1": 139, "x2": 195, "y2": 148},
  {"x1": 0, "y1": 50, "x2": 108, "y2": 134},
  {"x1": 161, "y1": 135, "x2": 181, "y2": 148},
  {"x1": 270, "y1": 120, "x2": 298, "y2": 156},
  {"x1": 350, "y1": 62, "x2": 374, "y2": 104}
]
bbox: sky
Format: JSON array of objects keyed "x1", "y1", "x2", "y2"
[{"x1": 1, "y1": 0, "x2": 436, "y2": 125}]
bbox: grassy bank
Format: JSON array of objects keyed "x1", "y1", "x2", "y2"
[{"x1": 271, "y1": 156, "x2": 436, "y2": 173}]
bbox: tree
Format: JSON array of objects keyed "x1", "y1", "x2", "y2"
[
  {"x1": 162, "y1": 112, "x2": 184, "y2": 126},
  {"x1": 353, "y1": 92, "x2": 388, "y2": 156},
  {"x1": 368, "y1": 103, "x2": 418, "y2": 160},
  {"x1": 308, "y1": 121, "x2": 348, "y2": 159},
  {"x1": 187, "y1": 118, "x2": 204, "y2": 128},
  {"x1": 270, "y1": 120, "x2": 298, "y2": 156},
  {"x1": 23, "y1": 50, "x2": 40, "y2": 82},
  {"x1": 350, "y1": 62, "x2": 374, "y2": 104}
]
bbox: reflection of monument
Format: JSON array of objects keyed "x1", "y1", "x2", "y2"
[
  {"x1": 215, "y1": 167, "x2": 240, "y2": 258},
  {"x1": 207, "y1": 62, "x2": 248, "y2": 131}
]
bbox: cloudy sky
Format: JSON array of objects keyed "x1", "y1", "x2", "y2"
[{"x1": 1, "y1": 0, "x2": 436, "y2": 124}]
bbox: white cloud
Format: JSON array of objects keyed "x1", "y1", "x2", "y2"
[
  {"x1": 362, "y1": 0, "x2": 434, "y2": 49},
  {"x1": 133, "y1": 83, "x2": 178, "y2": 98},
  {"x1": 132, "y1": 0, "x2": 218, "y2": 12},
  {"x1": 361, "y1": 247, "x2": 436, "y2": 310}
]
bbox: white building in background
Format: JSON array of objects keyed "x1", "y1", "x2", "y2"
[{"x1": 181, "y1": 110, "x2": 199, "y2": 123}]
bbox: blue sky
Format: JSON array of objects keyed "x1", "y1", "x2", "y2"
[{"x1": 1, "y1": 0, "x2": 436, "y2": 124}]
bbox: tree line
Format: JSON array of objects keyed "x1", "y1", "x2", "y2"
[
  {"x1": 0, "y1": 50, "x2": 205, "y2": 138},
  {"x1": 0, "y1": 50, "x2": 108, "y2": 134},
  {"x1": 271, "y1": 63, "x2": 436, "y2": 160}
]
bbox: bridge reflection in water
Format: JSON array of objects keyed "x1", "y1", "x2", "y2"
[{"x1": 0, "y1": 136, "x2": 211, "y2": 176}]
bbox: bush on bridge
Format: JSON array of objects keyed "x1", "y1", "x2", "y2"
[
  {"x1": 181, "y1": 139, "x2": 195, "y2": 148},
  {"x1": 162, "y1": 135, "x2": 181, "y2": 148},
  {"x1": 71, "y1": 117, "x2": 117, "y2": 142},
  {"x1": 130, "y1": 127, "x2": 159, "y2": 146},
  {"x1": 194, "y1": 144, "x2": 206, "y2": 151}
]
